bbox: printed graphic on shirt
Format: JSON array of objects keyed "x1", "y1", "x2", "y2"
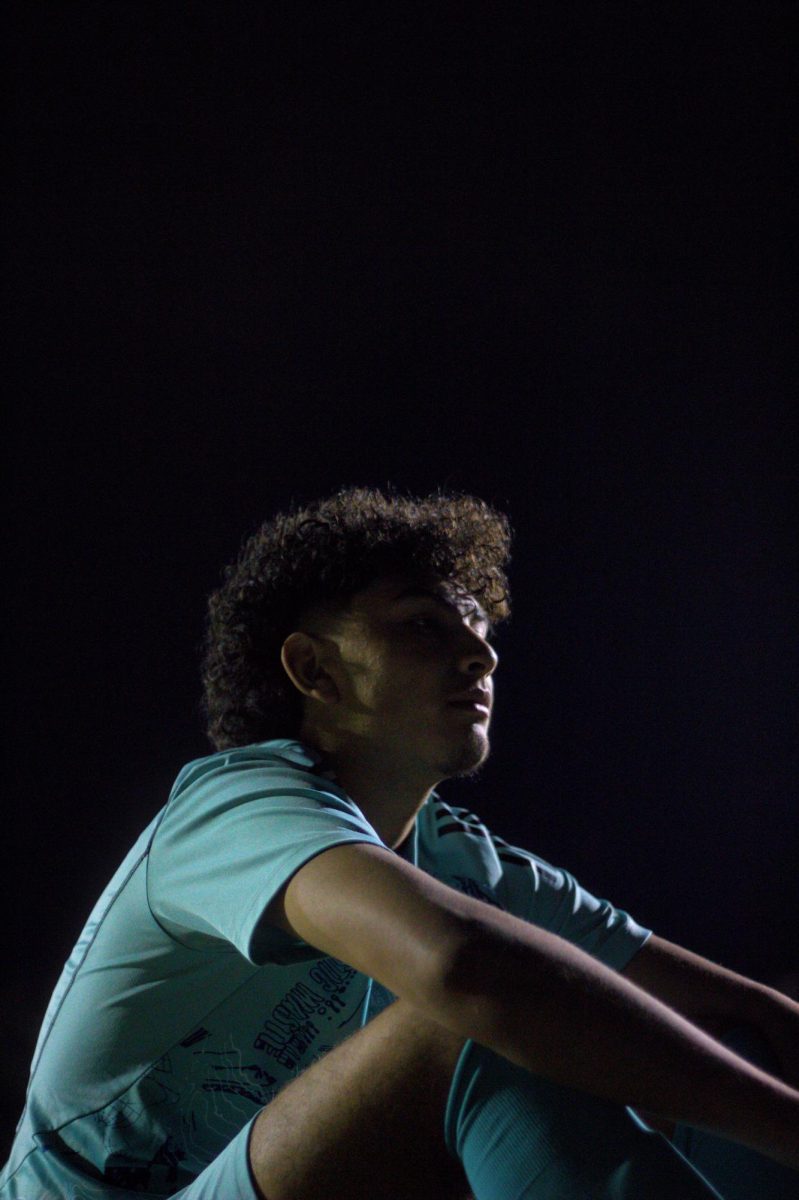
[
  {"x1": 74, "y1": 957, "x2": 368, "y2": 1192},
  {"x1": 253, "y1": 958, "x2": 360, "y2": 1068}
]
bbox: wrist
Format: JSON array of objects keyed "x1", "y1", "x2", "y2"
[{"x1": 703, "y1": 983, "x2": 799, "y2": 1095}]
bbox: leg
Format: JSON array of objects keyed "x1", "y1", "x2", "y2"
[
  {"x1": 248, "y1": 998, "x2": 473, "y2": 1200},
  {"x1": 446, "y1": 1039, "x2": 724, "y2": 1199},
  {"x1": 248, "y1": 996, "x2": 723, "y2": 1200}
]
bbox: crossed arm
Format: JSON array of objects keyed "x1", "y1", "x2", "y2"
[
  {"x1": 620, "y1": 931, "x2": 799, "y2": 1139},
  {"x1": 621, "y1": 931, "x2": 799, "y2": 1087},
  {"x1": 266, "y1": 842, "x2": 799, "y2": 1168}
]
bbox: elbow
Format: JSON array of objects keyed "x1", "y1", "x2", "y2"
[
  {"x1": 430, "y1": 908, "x2": 562, "y2": 1021},
  {"x1": 427, "y1": 914, "x2": 516, "y2": 1016}
]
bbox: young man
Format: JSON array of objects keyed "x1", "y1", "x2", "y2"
[{"x1": 3, "y1": 486, "x2": 798, "y2": 1200}]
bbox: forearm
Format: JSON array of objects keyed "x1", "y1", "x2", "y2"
[
  {"x1": 274, "y1": 842, "x2": 797, "y2": 1162},
  {"x1": 621, "y1": 932, "x2": 799, "y2": 1089},
  {"x1": 621, "y1": 933, "x2": 786, "y2": 1030},
  {"x1": 744, "y1": 981, "x2": 799, "y2": 1090},
  {"x1": 424, "y1": 915, "x2": 799, "y2": 1166}
]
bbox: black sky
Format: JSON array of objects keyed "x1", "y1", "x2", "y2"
[{"x1": 4, "y1": 1, "x2": 797, "y2": 1149}]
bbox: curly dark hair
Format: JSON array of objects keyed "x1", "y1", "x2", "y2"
[{"x1": 201, "y1": 485, "x2": 513, "y2": 750}]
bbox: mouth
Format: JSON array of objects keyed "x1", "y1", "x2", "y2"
[
  {"x1": 447, "y1": 686, "x2": 491, "y2": 716},
  {"x1": 447, "y1": 699, "x2": 491, "y2": 717}
]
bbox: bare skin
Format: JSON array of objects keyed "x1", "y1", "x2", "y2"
[
  {"x1": 280, "y1": 570, "x2": 498, "y2": 849},
  {"x1": 249, "y1": 1000, "x2": 471, "y2": 1200},
  {"x1": 242, "y1": 568, "x2": 799, "y2": 1192}
]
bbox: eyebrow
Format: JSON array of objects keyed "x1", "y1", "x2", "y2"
[{"x1": 392, "y1": 586, "x2": 493, "y2": 634}]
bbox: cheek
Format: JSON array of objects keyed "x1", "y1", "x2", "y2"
[
  {"x1": 381, "y1": 672, "x2": 441, "y2": 716},
  {"x1": 342, "y1": 653, "x2": 394, "y2": 709},
  {"x1": 367, "y1": 655, "x2": 431, "y2": 703}
]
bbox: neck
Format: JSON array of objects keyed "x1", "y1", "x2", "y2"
[{"x1": 300, "y1": 724, "x2": 435, "y2": 849}]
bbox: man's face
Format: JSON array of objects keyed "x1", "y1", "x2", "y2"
[{"x1": 307, "y1": 572, "x2": 499, "y2": 783}]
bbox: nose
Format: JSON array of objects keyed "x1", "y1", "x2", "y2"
[{"x1": 458, "y1": 626, "x2": 498, "y2": 679}]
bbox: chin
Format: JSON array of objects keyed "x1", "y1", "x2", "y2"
[{"x1": 439, "y1": 727, "x2": 491, "y2": 780}]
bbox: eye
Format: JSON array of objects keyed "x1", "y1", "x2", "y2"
[{"x1": 408, "y1": 616, "x2": 439, "y2": 633}]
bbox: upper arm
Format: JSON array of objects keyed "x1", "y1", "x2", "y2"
[{"x1": 262, "y1": 841, "x2": 484, "y2": 1006}]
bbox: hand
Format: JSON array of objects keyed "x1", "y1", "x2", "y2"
[{"x1": 757, "y1": 986, "x2": 799, "y2": 1091}]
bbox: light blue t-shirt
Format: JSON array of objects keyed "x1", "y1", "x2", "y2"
[{"x1": 1, "y1": 739, "x2": 651, "y2": 1198}]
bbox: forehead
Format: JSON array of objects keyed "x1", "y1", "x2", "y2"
[{"x1": 352, "y1": 572, "x2": 489, "y2": 625}]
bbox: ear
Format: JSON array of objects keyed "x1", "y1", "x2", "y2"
[{"x1": 280, "y1": 631, "x2": 340, "y2": 703}]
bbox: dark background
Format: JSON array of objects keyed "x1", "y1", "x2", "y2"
[{"x1": 4, "y1": 1, "x2": 797, "y2": 1153}]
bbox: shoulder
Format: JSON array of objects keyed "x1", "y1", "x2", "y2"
[
  {"x1": 152, "y1": 736, "x2": 383, "y2": 880},
  {"x1": 418, "y1": 794, "x2": 540, "y2": 869},
  {"x1": 415, "y1": 794, "x2": 508, "y2": 906},
  {"x1": 416, "y1": 793, "x2": 573, "y2": 914},
  {"x1": 162, "y1": 738, "x2": 371, "y2": 827},
  {"x1": 169, "y1": 738, "x2": 332, "y2": 799}
]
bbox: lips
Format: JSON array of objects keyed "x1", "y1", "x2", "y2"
[{"x1": 448, "y1": 687, "x2": 491, "y2": 710}]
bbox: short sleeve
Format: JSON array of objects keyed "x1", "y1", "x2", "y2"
[
  {"x1": 417, "y1": 798, "x2": 651, "y2": 971},
  {"x1": 494, "y1": 842, "x2": 652, "y2": 970},
  {"x1": 147, "y1": 742, "x2": 385, "y2": 965}
]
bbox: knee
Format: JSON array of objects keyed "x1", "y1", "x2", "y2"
[{"x1": 248, "y1": 1001, "x2": 469, "y2": 1200}]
